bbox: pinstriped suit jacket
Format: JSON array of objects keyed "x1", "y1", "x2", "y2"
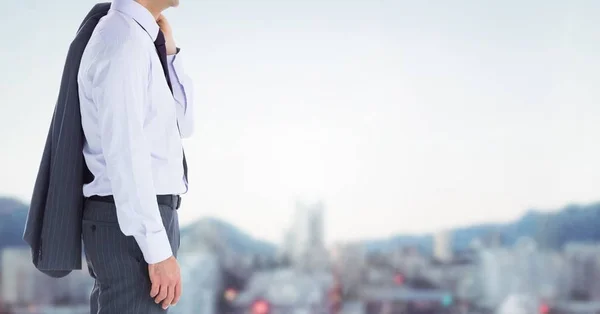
[{"x1": 23, "y1": 3, "x2": 110, "y2": 278}]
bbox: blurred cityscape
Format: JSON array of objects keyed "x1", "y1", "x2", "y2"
[{"x1": 3, "y1": 197, "x2": 600, "y2": 314}]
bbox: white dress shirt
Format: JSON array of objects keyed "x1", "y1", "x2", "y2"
[{"x1": 78, "y1": 0, "x2": 194, "y2": 264}]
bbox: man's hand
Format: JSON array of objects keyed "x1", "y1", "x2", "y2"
[
  {"x1": 157, "y1": 14, "x2": 177, "y2": 55},
  {"x1": 149, "y1": 256, "x2": 182, "y2": 309}
]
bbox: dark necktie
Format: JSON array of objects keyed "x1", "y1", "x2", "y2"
[{"x1": 154, "y1": 30, "x2": 188, "y2": 182}]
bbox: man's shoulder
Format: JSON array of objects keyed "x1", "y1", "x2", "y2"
[{"x1": 87, "y1": 11, "x2": 149, "y2": 57}]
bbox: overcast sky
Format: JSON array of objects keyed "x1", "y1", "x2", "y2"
[{"x1": 1, "y1": 0, "x2": 599, "y2": 244}]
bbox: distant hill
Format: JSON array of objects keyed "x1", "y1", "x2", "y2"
[
  {"x1": 364, "y1": 202, "x2": 600, "y2": 254},
  {"x1": 180, "y1": 217, "x2": 276, "y2": 256},
  {"x1": 0, "y1": 197, "x2": 28, "y2": 250},
  {"x1": 5, "y1": 196, "x2": 599, "y2": 257},
  {"x1": 0, "y1": 196, "x2": 275, "y2": 256}
]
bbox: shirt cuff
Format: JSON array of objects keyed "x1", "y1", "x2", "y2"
[
  {"x1": 134, "y1": 229, "x2": 173, "y2": 264},
  {"x1": 167, "y1": 49, "x2": 184, "y2": 75},
  {"x1": 167, "y1": 54, "x2": 176, "y2": 64}
]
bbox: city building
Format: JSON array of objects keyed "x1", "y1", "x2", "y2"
[
  {"x1": 1, "y1": 247, "x2": 92, "y2": 307},
  {"x1": 171, "y1": 251, "x2": 222, "y2": 314},
  {"x1": 564, "y1": 243, "x2": 600, "y2": 301},
  {"x1": 474, "y1": 238, "x2": 567, "y2": 309},
  {"x1": 391, "y1": 246, "x2": 429, "y2": 280},
  {"x1": 232, "y1": 268, "x2": 334, "y2": 313},
  {"x1": 433, "y1": 229, "x2": 453, "y2": 263},
  {"x1": 282, "y1": 200, "x2": 329, "y2": 271},
  {"x1": 331, "y1": 242, "x2": 366, "y2": 297},
  {"x1": 1, "y1": 247, "x2": 37, "y2": 305}
]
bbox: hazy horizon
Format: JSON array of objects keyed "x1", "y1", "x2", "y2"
[
  {"x1": 2, "y1": 192, "x2": 597, "y2": 243},
  {"x1": 1, "y1": 0, "x2": 600, "y2": 244}
]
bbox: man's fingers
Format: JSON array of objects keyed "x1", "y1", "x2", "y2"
[
  {"x1": 162, "y1": 285, "x2": 175, "y2": 309},
  {"x1": 172, "y1": 280, "x2": 182, "y2": 305},
  {"x1": 155, "y1": 284, "x2": 168, "y2": 304},
  {"x1": 148, "y1": 257, "x2": 180, "y2": 308},
  {"x1": 150, "y1": 279, "x2": 160, "y2": 298}
]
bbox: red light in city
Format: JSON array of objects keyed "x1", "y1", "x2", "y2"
[
  {"x1": 394, "y1": 274, "x2": 405, "y2": 285},
  {"x1": 252, "y1": 300, "x2": 270, "y2": 314},
  {"x1": 539, "y1": 303, "x2": 550, "y2": 314}
]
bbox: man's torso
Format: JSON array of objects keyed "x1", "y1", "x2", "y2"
[{"x1": 77, "y1": 9, "x2": 186, "y2": 197}]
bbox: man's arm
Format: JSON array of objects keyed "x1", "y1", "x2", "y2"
[
  {"x1": 167, "y1": 51, "x2": 195, "y2": 138},
  {"x1": 89, "y1": 38, "x2": 173, "y2": 265},
  {"x1": 158, "y1": 14, "x2": 195, "y2": 139}
]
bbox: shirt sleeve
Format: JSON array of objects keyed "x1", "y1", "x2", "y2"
[
  {"x1": 89, "y1": 39, "x2": 173, "y2": 265},
  {"x1": 167, "y1": 49, "x2": 195, "y2": 139}
]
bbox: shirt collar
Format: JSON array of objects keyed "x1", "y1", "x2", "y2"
[{"x1": 110, "y1": 0, "x2": 159, "y2": 41}]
